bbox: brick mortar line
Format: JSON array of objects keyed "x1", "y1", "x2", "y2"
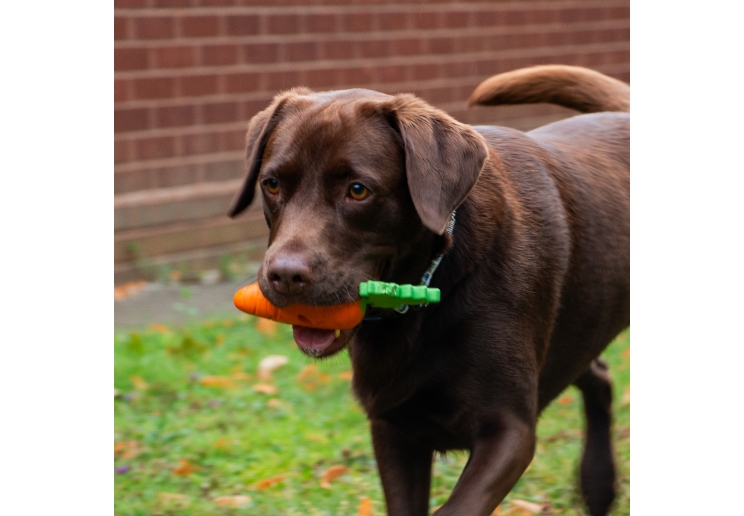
[
  {"x1": 115, "y1": 211, "x2": 264, "y2": 241},
  {"x1": 114, "y1": 1, "x2": 629, "y2": 18},
  {"x1": 114, "y1": 40, "x2": 629, "y2": 81},
  {"x1": 115, "y1": 178, "x2": 244, "y2": 208},
  {"x1": 116, "y1": 120, "x2": 249, "y2": 141},
  {"x1": 115, "y1": 150, "x2": 245, "y2": 173},
  {"x1": 114, "y1": 19, "x2": 629, "y2": 50}
]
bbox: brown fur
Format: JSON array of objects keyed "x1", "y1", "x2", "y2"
[
  {"x1": 468, "y1": 64, "x2": 630, "y2": 113},
  {"x1": 229, "y1": 65, "x2": 629, "y2": 516}
]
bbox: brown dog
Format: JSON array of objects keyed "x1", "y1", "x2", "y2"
[{"x1": 229, "y1": 65, "x2": 629, "y2": 516}]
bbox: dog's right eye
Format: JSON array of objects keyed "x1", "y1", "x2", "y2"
[{"x1": 264, "y1": 178, "x2": 279, "y2": 195}]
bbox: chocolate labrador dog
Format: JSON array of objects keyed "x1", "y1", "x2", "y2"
[{"x1": 229, "y1": 65, "x2": 629, "y2": 516}]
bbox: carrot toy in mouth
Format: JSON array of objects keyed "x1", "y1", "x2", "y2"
[{"x1": 233, "y1": 280, "x2": 441, "y2": 330}]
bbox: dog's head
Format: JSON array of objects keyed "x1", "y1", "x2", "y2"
[{"x1": 229, "y1": 88, "x2": 488, "y2": 356}]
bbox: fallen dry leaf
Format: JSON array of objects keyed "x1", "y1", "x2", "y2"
[
  {"x1": 320, "y1": 465, "x2": 349, "y2": 489},
  {"x1": 114, "y1": 440, "x2": 141, "y2": 459},
  {"x1": 232, "y1": 372, "x2": 253, "y2": 381},
  {"x1": 266, "y1": 398, "x2": 291, "y2": 410},
  {"x1": 257, "y1": 355, "x2": 289, "y2": 381},
  {"x1": 492, "y1": 506, "x2": 502, "y2": 515},
  {"x1": 256, "y1": 318, "x2": 278, "y2": 336},
  {"x1": 339, "y1": 371, "x2": 353, "y2": 381},
  {"x1": 301, "y1": 381, "x2": 318, "y2": 392},
  {"x1": 213, "y1": 437, "x2": 230, "y2": 450},
  {"x1": 254, "y1": 474, "x2": 285, "y2": 492},
  {"x1": 316, "y1": 372, "x2": 332, "y2": 384},
  {"x1": 157, "y1": 493, "x2": 191, "y2": 508},
  {"x1": 172, "y1": 459, "x2": 197, "y2": 476},
  {"x1": 214, "y1": 334, "x2": 225, "y2": 345},
  {"x1": 621, "y1": 385, "x2": 630, "y2": 406},
  {"x1": 621, "y1": 348, "x2": 630, "y2": 359},
  {"x1": 253, "y1": 383, "x2": 278, "y2": 395},
  {"x1": 357, "y1": 496, "x2": 372, "y2": 516},
  {"x1": 200, "y1": 376, "x2": 237, "y2": 389},
  {"x1": 150, "y1": 323, "x2": 169, "y2": 333},
  {"x1": 556, "y1": 395, "x2": 573, "y2": 406},
  {"x1": 130, "y1": 375, "x2": 149, "y2": 390},
  {"x1": 114, "y1": 280, "x2": 148, "y2": 300},
  {"x1": 508, "y1": 499, "x2": 553, "y2": 515},
  {"x1": 214, "y1": 495, "x2": 251, "y2": 508},
  {"x1": 297, "y1": 364, "x2": 318, "y2": 381}
]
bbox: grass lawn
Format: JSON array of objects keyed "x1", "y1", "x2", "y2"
[{"x1": 115, "y1": 316, "x2": 629, "y2": 516}]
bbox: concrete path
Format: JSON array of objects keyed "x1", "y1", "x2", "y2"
[{"x1": 114, "y1": 274, "x2": 256, "y2": 330}]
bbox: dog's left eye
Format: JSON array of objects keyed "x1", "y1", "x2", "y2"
[{"x1": 348, "y1": 183, "x2": 371, "y2": 201}]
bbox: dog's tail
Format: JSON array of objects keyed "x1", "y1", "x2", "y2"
[{"x1": 468, "y1": 65, "x2": 629, "y2": 114}]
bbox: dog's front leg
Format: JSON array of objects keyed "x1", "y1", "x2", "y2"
[
  {"x1": 371, "y1": 418, "x2": 433, "y2": 516},
  {"x1": 435, "y1": 415, "x2": 536, "y2": 516}
]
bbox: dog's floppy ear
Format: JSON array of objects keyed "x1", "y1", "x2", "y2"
[
  {"x1": 386, "y1": 94, "x2": 489, "y2": 234},
  {"x1": 228, "y1": 88, "x2": 311, "y2": 217}
]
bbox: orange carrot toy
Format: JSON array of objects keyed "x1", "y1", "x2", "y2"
[{"x1": 233, "y1": 280, "x2": 441, "y2": 330}]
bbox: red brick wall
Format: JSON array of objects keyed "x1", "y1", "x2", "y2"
[{"x1": 114, "y1": 0, "x2": 630, "y2": 283}]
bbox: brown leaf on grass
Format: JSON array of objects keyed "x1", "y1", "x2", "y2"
[
  {"x1": 253, "y1": 383, "x2": 278, "y2": 395},
  {"x1": 297, "y1": 364, "x2": 318, "y2": 381},
  {"x1": 157, "y1": 493, "x2": 191, "y2": 508},
  {"x1": 200, "y1": 376, "x2": 237, "y2": 389},
  {"x1": 316, "y1": 372, "x2": 332, "y2": 384},
  {"x1": 232, "y1": 372, "x2": 253, "y2": 381},
  {"x1": 213, "y1": 437, "x2": 230, "y2": 450},
  {"x1": 320, "y1": 465, "x2": 349, "y2": 489},
  {"x1": 256, "y1": 318, "x2": 278, "y2": 336},
  {"x1": 621, "y1": 385, "x2": 630, "y2": 406},
  {"x1": 257, "y1": 355, "x2": 289, "y2": 381},
  {"x1": 254, "y1": 474, "x2": 285, "y2": 492},
  {"x1": 556, "y1": 395, "x2": 573, "y2": 405},
  {"x1": 266, "y1": 398, "x2": 291, "y2": 410},
  {"x1": 214, "y1": 495, "x2": 251, "y2": 508},
  {"x1": 114, "y1": 440, "x2": 141, "y2": 459},
  {"x1": 339, "y1": 371, "x2": 353, "y2": 381},
  {"x1": 130, "y1": 376, "x2": 149, "y2": 390},
  {"x1": 214, "y1": 334, "x2": 225, "y2": 345},
  {"x1": 172, "y1": 459, "x2": 197, "y2": 476},
  {"x1": 491, "y1": 506, "x2": 502, "y2": 515},
  {"x1": 621, "y1": 348, "x2": 630, "y2": 359},
  {"x1": 507, "y1": 499, "x2": 554, "y2": 515},
  {"x1": 150, "y1": 323, "x2": 170, "y2": 333},
  {"x1": 301, "y1": 382, "x2": 318, "y2": 392},
  {"x1": 357, "y1": 496, "x2": 372, "y2": 516}
]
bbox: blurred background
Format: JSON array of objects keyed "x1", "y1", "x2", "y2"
[{"x1": 114, "y1": 0, "x2": 629, "y2": 293}]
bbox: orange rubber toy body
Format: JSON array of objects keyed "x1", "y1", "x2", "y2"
[{"x1": 233, "y1": 283, "x2": 365, "y2": 330}]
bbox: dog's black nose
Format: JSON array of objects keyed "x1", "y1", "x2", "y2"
[{"x1": 267, "y1": 254, "x2": 313, "y2": 296}]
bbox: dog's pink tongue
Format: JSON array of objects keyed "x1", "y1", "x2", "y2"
[{"x1": 292, "y1": 325, "x2": 336, "y2": 352}]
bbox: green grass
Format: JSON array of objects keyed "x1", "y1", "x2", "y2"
[{"x1": 115, "y1": 317, "x2": 629, "y2": 516}]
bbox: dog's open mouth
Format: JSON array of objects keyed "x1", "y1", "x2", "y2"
[{"x1": 292, "y1": 326, "x2": 354, "y2": 358}]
